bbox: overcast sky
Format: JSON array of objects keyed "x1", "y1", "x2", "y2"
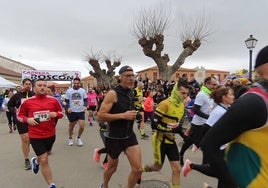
[{"x1": 0, "y1": 0, "x2": 267, "y2": 78}]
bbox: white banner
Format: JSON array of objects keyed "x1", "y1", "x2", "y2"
[{"x1": 21, "y1": 70, "x2": 81, "y2": 81}]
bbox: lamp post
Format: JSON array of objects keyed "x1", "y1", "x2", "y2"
[{"x1": 245, "y1": 35, "x2": 258, "y2": 80}]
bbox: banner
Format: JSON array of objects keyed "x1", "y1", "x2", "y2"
[{"x1": 21, "y1": 70, "x2": 81, "y2": 81}]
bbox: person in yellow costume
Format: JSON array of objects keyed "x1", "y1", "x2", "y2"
[
  {"x1": 140, "y1": 79, "x2": 189, "y2": 188},
  {"x1": 134, "y1": 81, "x2": 149, "y2": 138}
]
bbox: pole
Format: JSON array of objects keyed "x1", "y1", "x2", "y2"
[{"x1": 249, "y1": 49, "x2": 252, "y2": 81}]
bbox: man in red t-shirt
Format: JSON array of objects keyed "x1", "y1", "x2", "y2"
[{"x1": 17, "y1": 79, "x2": 63, "y2": 188}]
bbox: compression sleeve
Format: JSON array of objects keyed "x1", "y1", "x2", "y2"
[
  {"x1": 83, "y1": 98, "x2": 88, "y2": 107},
  {"x1": 193, "y1": 104, "x2": 209, "y2": 119},
  {"x1": 65, "y1": 99, "x2": 70, "y2": 108}
]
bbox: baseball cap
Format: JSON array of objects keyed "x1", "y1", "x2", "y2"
[{"x1": 119, "y1": 66, "x2": 133, "y2": 74}]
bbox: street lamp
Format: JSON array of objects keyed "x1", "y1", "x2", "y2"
[{"x1": 245, "y1": 35, "x2": 258, "y2": 80}]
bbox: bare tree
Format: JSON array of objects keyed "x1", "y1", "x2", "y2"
[
  {"x1": 86, "y1": 50, "x2": 121, "y2": 88},
  {"x1": 131, "y1": 6, "x2": 211, "y2": 81}
]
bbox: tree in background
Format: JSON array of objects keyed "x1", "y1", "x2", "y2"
[
  {"x1": 86, "y1": 50, "x2": 121, "y2": 88},
  {"x1": 131, "y1": 5, "x2": 211, "y2": 81}
]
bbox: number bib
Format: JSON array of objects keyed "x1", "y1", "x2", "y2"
[
  {"x1": 34, "y1": 110, "x2": 50, "y2": 122},
  {"x1": 73, "y1": 100, "x2": 80, "y2": 106}
]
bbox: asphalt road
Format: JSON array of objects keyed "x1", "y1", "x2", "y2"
[{"x1": 0, "y1": 112, "x2": 217, "y2": 188}]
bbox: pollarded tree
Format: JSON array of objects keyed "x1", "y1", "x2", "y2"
[
  {"x1": 131, "y1": 6, "x2": 211, "y2": 81},
  {"x1": 86, "y1": 50, "x2": 121, "y2": 88}
]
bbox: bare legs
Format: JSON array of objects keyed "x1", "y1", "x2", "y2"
[{"x1": 102, "y1": 145, "x2": 142, "y2": 188}]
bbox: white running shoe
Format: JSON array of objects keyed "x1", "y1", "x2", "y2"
[
  {"x1": 68, "y1": 138, "x2": 73, "y2": 146},
  {"x1": 76, "y1": 138, "x2": 83, "y2": 146}
]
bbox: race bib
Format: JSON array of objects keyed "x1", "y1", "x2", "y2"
[
  {"x1": 73, "y1": 100, "x2": 80, "y2": 106},
  {"x1": 33, "y1": 110, "x2": 50, "y2": 122}
]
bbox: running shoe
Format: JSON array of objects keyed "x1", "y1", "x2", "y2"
[
  {"x1": 76, "y1": 138, "x2": 83, "y2": 146},
  {"x1": 49, "y1": 183, "x2": 56, "y2": 188},
  {"x1": 31, "y1": 157, "x2": 39, "y2": 174},
  {"x1": 24, "y1": 159, "x2": 31, "y2": 170},
  {"x1": 182, "y1": 159, "x2": 192, "y2": 177},
  {"x1": 94, "y1": 148, "x2": 100, "y2": 162},
  {"x1": 68, "y1": 138, "x2": 73, "y2": 146},
  {"x1": 99, "y1": 184, "x2": 103, "y2": 188}
]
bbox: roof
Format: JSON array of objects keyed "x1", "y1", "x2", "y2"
[
  {"x1": 81, "y1": 75, "x2": 95, "y2": 80},
  {"x1": 0, "y1": 55, "x2": 35, "y2": 69},
  {"x1": 0, "y1": 66, "x2": 21, "y2": 77},
  {"x1": 136, "y1": 65, "x2": 228, "y2": 73},
  {"x1": 136, "y1": 66, "x2": 196, "y2": 73}
]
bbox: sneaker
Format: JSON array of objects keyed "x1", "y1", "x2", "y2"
[
  {"x1": 49, "y1": 183, "x2": 56, "y2": 188},
  {"x1": 31, "y1": 157, "x2": 39, "y2": 174},
  {"x1": 141, "y1": 134, "x2": 149, "y2": 139},
  {"x1": 13, "y1": 125, "x2": 17, "y2": 131},
  {"x1": 99, "y1": 184, "x2": 103, "y2": 188},
  {"x1": 24, "y1": 159, "x2": 31, "y2": 170},
  {"x1": 89, "y1": 122, "x2": 93, "y2": 126},
  {"x1": 76, "y1": 137, "x2": 83, "y2": 146},
  {"x1": 101, "y1": 162, "x2": 108, "y2": 169},
  {"x1": 182, "y1": 159, "x2": 192, "y2": 177},
  {"x1": 68, "y1": 138, "x2": 73, "y2": 146},
  {"x1": 94, "y1": 148, "x2": 100, "y2": 162}
]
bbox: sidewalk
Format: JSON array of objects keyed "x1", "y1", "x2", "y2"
[{"x1": 0, "y1": 112, "x2": 217, "y2": 188}]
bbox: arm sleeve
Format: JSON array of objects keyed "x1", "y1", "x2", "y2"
[
  {"x1": 83, "y1": 98, "x2": 88, "y2": 107},
  {"x1": 65, "y1": 99, "x2": 70, "y2": 109},
  {"x1": 193, "y1": 104, "x2": 209, "y2": 119},
  {"x1": 200, "y1": 93, "x2": 267, "y2": 187}
]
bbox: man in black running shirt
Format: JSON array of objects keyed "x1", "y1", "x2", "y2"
[
  {"x1": 97, "y1": 66, "x2": 142, "y2": 188},
  {"x1": 8, "y1": 78, "x2": 34, "y2": 170}
]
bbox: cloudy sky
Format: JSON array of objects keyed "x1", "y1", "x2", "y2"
[{"x1": 0, "y1": 0, "x2": 267, "y2": 78}]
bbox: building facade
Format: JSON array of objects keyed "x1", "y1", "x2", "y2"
[
  {"x1": 81, "y1": 75, "x2": 97, "y2": 92},
  {"x1": 136, "y1": 66, "x2": 229, "y2": 84},
  {"x1": 0, "y1": 55, "x2": 35, "y2": 84}
]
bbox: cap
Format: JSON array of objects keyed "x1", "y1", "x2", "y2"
[
  {"x1": 119, "y1": 66, "x2": 133, "y2": 74},
  {"x1": 255, "y1": 46, "x2": 268, "y2": 68}
]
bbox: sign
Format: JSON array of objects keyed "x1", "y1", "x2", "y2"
[{"x1": 21, "y1": 70, "x2": 81, "y2": 81}]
